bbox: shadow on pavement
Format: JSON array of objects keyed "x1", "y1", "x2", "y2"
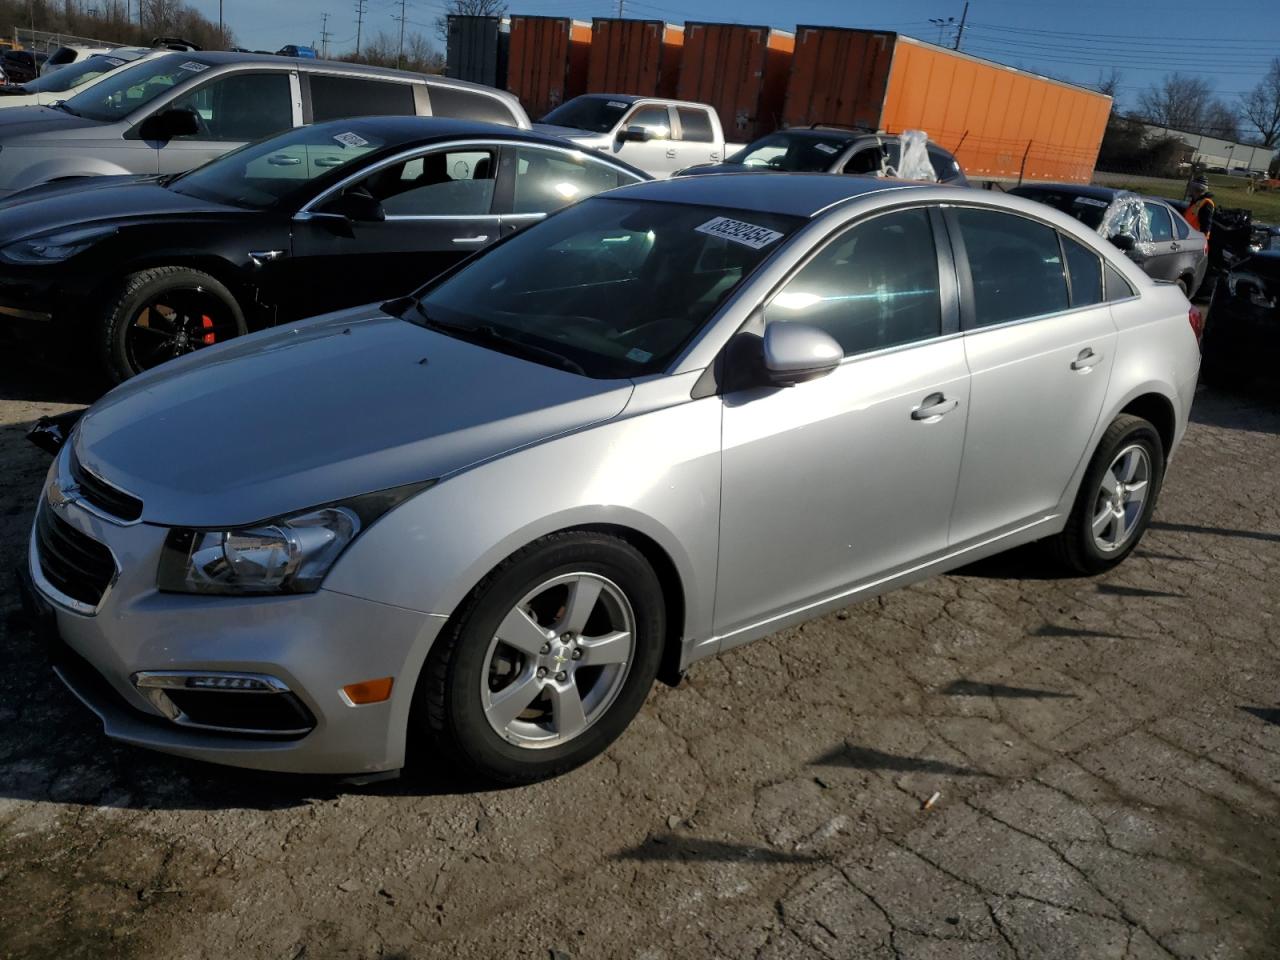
[
  {"x1": 940, "y1": 679, "x2": 1076, "y2": 699},
  {"x1": 1151, "y1": 520, "x2": 1280, "y2": 544},
  {"x1": 1240, "y1": 706, "x2": 1280, "y2": 727},
  {"x1": 812, "y1": 744, "x2": 989, "y2": 777},
  {"x1": 1095, "y1": 583, "x2": 1185, "y2": 600},
  {"x1": 613, "y1": 834, "x2": 822, "y2": 864},
  {"x1": 1033, "y1": 623, "x2": 1138, "y2": 641}
]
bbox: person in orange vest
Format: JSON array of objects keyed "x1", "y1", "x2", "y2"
[{"x1": 1184, "y1": 175, "x2": 1215, "y2": 237}]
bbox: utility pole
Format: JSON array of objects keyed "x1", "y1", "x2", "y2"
[
  {"x1": 395, "y1": 0, "x2": 406, "y2": 68},
  {"x1": 319, "y1": 11, "x2": 331, "y2": 58},
  {"x1": 219, "y1": 0, "x2": 223, "y2": 42},
  {"x1": 353, "y1": 0, "x2": 366, "y2": 57},
  {"x1": 953, "y1": 1, "x2": 969, "y2": 50},
  {"x1": 616, "y1": 0, "x2": 624, "y2": 15}
]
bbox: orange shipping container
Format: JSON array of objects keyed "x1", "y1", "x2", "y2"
[
  {"x1": 784, "y1": 27, "x2": 1112, "y2": 184},
  {"x1": 506, "y1": 16, "x2": 591, "y2": 119},
  {"x1": 587, "y1": 18, "x2": 684, "y2": 99},
  {"x1": 678, "y1": 22, "x2": 794, "y2": 140}
]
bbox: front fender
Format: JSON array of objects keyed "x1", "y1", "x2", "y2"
[{"x1": 8, "y1": 156, "x2": 133, "y2": 190}]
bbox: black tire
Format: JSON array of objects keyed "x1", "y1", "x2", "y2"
[
  {"x1": 100, "y1": 266, "x2": 246, "y2": 384},
  {"x1": 1047, "y1": 414, "x2": 1165, "y2": 575},
  {"x1": 414, "y1": 531, "x2": 666, "y2": 784}
]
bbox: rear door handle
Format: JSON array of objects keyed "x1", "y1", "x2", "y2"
[
  {"x1": 451, "y1": 235, "x2": 490, "y2": 245},
  {"x1": 1071, "y1": 348, "x2": 1102, "y2": 371},
  {"x1": 911, "y1": 392, "x2": 959, "y2": 421},
  {"x1": 1170, "y1": 242, "x2": 1180, "y2": 251},
  {"x1": 665, "y1": 148, "x2": 677, "y2": 158}
]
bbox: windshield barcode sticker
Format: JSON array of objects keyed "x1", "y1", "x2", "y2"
[
  {"x1": 178, "y1": 60, "x2": 208, "y2": 72},
  {"x1": 814, "y1": 142, "x2": 838, "y2": 155},
  {"x1": 1073, "y1": 197, "x2": 1108, "y2": 207},
  {"x1": 695, "y1": 216, "x2": 784, "y2": 250},
  {"x1": 105, "y1": 57, "x2": 125, "y2": 66},
  {"x1": 607, "y1": 100, "x2": 629, "y2": 109},
  {"x1": 333, "y1": 131, "x2": 370, "y2": 148}
]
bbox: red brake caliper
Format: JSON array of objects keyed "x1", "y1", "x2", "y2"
[{"x1": 200, "y1": 315, "x2": 216, "y2": 345}]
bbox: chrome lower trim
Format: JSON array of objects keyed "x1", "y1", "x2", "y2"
[{"x1": 131, "y1": 671, "x2": 312, "y2": 737}]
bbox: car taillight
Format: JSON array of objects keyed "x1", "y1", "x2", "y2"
[{"x1": 1188, "y1": 306, "x2": 1204, "y2": 343}]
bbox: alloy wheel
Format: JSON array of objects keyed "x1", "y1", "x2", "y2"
[
  {"x1": 124, "y1": 287, "x2": 238, "y2": 372},
  {"x1": 1091, "y1": 443, "x2": 1151, "y2": 553}
]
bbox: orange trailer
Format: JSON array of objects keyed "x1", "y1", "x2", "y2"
[
  {"x1": 587, "y1": 18, "x2": 684, "y2": 99},
  {"x1": 506, "y1": 16, "x2": 591, "y2": 119},
  {"x1": 784, "y1": 27, "x2": 1112, "y2": 183},
  {"x1": 677, "y1": 22, "x2": 794, "y2": 140}
]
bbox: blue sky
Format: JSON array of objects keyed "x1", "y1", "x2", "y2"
[{"x1": 188, "y1": 0, "x2": 1280, "y2": 113}]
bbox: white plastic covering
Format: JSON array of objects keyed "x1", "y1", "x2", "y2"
[
  {"x1": 885, "y1": 129, "x2": 937, "y2": 182},
  {"x1": 1096, "y1": 191, "x2": 1155, "y2": 257}
]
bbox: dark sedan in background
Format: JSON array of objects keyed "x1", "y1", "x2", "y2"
[
  {"x1": 1010, "y1": 183, "x2": 1207, "y2": 297},
  {"x1": 0, "y1": 116, "x2": 646, "y2": 382},
  {"x1": 1200, "y1": 248, "x2": 1280, "y2": 389}
]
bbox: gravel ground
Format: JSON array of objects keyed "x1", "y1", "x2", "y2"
[{"x1": 0, "y1": 358, "x2": 1277, "y2": 960}]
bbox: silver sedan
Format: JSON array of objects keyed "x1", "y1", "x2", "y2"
[{"x1": 26, "y1": 174, "x2": 1202, "y2": 783}]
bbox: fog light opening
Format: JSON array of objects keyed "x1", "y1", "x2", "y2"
[{"x1": 341, "y1": 677, "x2": 394, "y2": 706}]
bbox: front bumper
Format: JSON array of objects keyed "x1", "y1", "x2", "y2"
[{"x1": 26, "y1": 491, "x2": 447, "y2": 775}]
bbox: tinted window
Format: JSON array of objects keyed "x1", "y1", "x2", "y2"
[
  {"x1": 169, "y1": 72, "x2": 293, "y2": 141},
  {"x1": 730, "y1": 132, "x2": 856, "y2": 171},
  {"x1": 956, "y1": 207, "x2": 1068, "y2": 327},
  {"x1": 356, "y1": 148, "x2": 496, "y2": 216},
  {"x1": 541, "y1": 96, "x2": 630, "y2": 133},
  {"x1": 428, "y1": 84, "x2": 518, "y2": 126},
  {"x1": 1171, "y1": 209, "x2": 1192, "y2": 240},
  {"x1": 1062, "y1": 234, "x2": 1104, "y2": 307},
  {"x1": 416, "y1": 198, "x2": 799, "y2": 378},
  {"x1": 64, "y1": 54, "x2": 207, "y2": 122},
  {"x1": 766, "y1": 208, "x2": 941, "y2": 356},
  {"x1": 625, "y1": 105, "x2": 670, "y2": 139},
  {"x1": 676, "y1": 107, "x2": 714, "y2": 142},
  {"x1": 1143, "y1": 202, "x2": 1173, "y2": 242},
  {"x1": 929, "y1": 148, "x2": 960, "y2": 182},
  {"x1": 1012, "y1": 188, "x2": 1110, "y2": 230},
  {"x1": 844, "y1": 143, "x2": 900, "y2": 176},
  {"x1": 1104, "y1": 262, "x2": 1136, "y2": 301},
  {"x1": 511, "y1": 147, "x2": 632, "y2": 215},
  {"x1": 310, "y1": 74, "x2": 415, "y2": 122}
]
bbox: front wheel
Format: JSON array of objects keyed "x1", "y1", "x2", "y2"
[
  {"x1": 414, "y1": 531, "x2": 666, "y2": 784},
  {"x1": 99, "y1": 266, "x2": 247, "y2": 383},
  {"x1": 1047, "y1": 414, "x2": 1165, "y2": 575}
]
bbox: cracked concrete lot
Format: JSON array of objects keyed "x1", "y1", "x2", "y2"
[{"x1": 0, "y1": 360, "x2": 1277, "y2": 960}]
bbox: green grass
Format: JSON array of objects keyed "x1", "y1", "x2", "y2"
[{"x1": 1098, "y1": 172, "x2": 1280, "y2": 223}]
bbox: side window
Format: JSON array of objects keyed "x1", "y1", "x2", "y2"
[
  {"x1": 1104, "y1": 262, "x2": 1136, "y2": 301},
  {"x1": 427, "y1": 84, "x2": 519, "y2": 126},
  {"x1": 954, "y1": 207, "x2": 1068, "y2": 327},
  {"x1": 765, "y1": 208, "x2": 942, "y2": 357},
  {"x1": 844, "y1": 142, "x2": 899, "y2": 176},
  {"x1": 1172, "y1": 210, "x2": 1191, "y2": 240},
  {"x1": 676, "y1": 107, "x2": 714, "y2": 142},
  {"x1": 168, "y1": 72, "x2": 293, "y2": 141},
  {"x1": 310, "y1": 74, "x2": 415, "y2": 122},
  {"x1": 1061, "y1": 234, "x2": 1104, "y2": 307},
  {"x1": 357, "y1": 148, "x2": 497, "y2": 216},
  {"x1": 1143, "y1": 202, "x2": 1174, "y2": 242},
  {"x1": 929, "y1": 148, "x2": 960, "y2": 182},
  {"x1": 624, "y1": 105, "x2": 671, "y2": 140},
  {"x1": 510, "y1": 147, "x2": 632, "y2": 215}
]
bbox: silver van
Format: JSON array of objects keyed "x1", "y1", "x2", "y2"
[{"x1": 0, "y1": 51, "x2": 529, "y2": 199}]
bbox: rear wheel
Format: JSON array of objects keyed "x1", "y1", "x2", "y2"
[
  {"x1": 1047, "y1": 414, "x2": 1164, "y2": 575},
  {"x1": 414, "y1": 531, "x2": 665, "y2": 784},
  {"x1": 100, "y1": 266, "x2": 246, "y2": 383}
]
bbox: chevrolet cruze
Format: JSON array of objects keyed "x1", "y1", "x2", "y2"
[{"x1": 23, "y1": 175, "x2": 1202, "y2": 783}]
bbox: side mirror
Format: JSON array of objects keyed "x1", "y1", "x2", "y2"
[
  {"x1": 618, "y1": 124, "x2": 651, "y2": 143},
  {"x1": 1109, "y1": 233, "x2": 1136, "y2": 252},
  {"x1": 320, "y1": 187, "x2": 386, "y2": 224},
  {"x1": 137, "y1": 106, "x2": 200, "y2": 141},
  {"x1": 762, "y1": 322, "x2": 842, "y2": 386}
]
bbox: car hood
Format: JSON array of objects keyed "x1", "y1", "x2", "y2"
[
  {"x1": 0, "y1": 104, "x2": 105, "y2": 140},
  {"x1": 0, "y1": 178, "x2": 244, "y2": 240},
  {"x1": 676, "y1": 162, "x2": 752, "y2": 177},
  {"x1": 73, "y1": 308, "x2": 635, "y2": 527},
  {"x1": 531, "y1": 122, "x2": 606, "y2": 143}
]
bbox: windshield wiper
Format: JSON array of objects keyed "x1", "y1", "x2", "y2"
[
  {"x1": 413, "y1": 304, "x2": 585, "y2": 375},
  {"x1": 50, "y1": 100, "x2": 80, "y2": 116}
]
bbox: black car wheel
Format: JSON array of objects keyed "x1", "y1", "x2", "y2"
[{"x1": 100, "y1": 267, "x2": 246, "y2": 383}]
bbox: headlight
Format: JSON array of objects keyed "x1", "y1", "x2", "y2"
[
  {"x1": 157, "y1": 481, "x2": 432, "y2": 596},
  {"x1": 0, "y1": 224, "x2": 117, "y2": 263}
]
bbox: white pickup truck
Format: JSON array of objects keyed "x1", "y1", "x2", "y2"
[{"x1": 534, "y1": 94, "x2": 746, "y2": 178}]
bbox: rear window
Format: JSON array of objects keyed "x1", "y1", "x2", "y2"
[
  {"x1": 730, "y1": 132, "x2": 857, "y2": 172},
  {"x1": 1062, "y1": 234, "x2": 1104, "y2": 307},
  {"x1": 429, "y1": 84, "x2": 519, "y2": 126},
  {"x1": 1015, "y1": 188, "x2": 1111, "y2": 230},
  {"x1": 929, "y1": 148, "x2": 961, "y2": 182},
  {"x1": 310, "y1": 74, "x2": 415, "y2": 122}
]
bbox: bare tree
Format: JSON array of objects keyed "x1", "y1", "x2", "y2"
[
  {"x1": 1241, "y1": 58, "x2": 1280, "y2": 146},
  {"x1": 435, "y1": 0, "x2": 507, "y2": 44},
  {"x1": 1202, "y1": 99, "x2": 1240, "y2": 140},
  {"x1": 1095, "y1": 67, "x2": 1123, "y2": 107},
  {"x1": 1138, "y1": 73, "x2": 1214, "y2": 132}
]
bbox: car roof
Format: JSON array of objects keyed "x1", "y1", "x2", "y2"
[
  {"x1": 1013, "y1": 182, "x2": 1120, "y2": 201},
  {"x1": 610, "y1": 172, "x2": 932, "y2": 218}
]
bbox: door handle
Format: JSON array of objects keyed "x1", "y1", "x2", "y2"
[
  {"x1": 451, "y1": 235, "x2": 490, "y2": 245},
  {"x1": 315, "y1": 157, "x2": 344, "y2": 167},
  {"x1": 665, "y1": 148, "x2": 677, "y2": 159},
  {"x1": 268, "y1": 154, "x2": 301, "y2": 165},
  {"x1": 1169, "y1": 242, "x2": 1180, "y2": 251},
  {"x1": 1071, "y1": 348, "x2": 1102, "y2": 371},
  {"x1": 911, "y1": 392, "x2": 959, "y2": 421}
]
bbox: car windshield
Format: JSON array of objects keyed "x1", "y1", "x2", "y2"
[
  {"x1": 411, "y1": 197, "x2": 802, "y2": 379},
  {"x1": 1015, "y1": 189, "x2": 1111, "y2": 230},
  {"x1": 541, "y1": 96, "x2": 631, "y2": 133},
  {"x1": 729, "y1": 132, "x2": 857, "y2": 171},
  {"x1": 23, "y1": 51, "x2": 139, "y2": 93},
  {"x1": 169, "y1": 124, "x2": 388, "y2": 209},
  {"x1": 62, "y1": 53, "x2": 208, "y2": 122}
]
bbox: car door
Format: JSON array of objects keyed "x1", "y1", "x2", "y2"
[
  {"x1": 1137, "y1": 200, "x2": 1180, "y2": 280},
  {"x1": 288, "y1": 143, "x2": 501, "y2": 320},
  {"x1": 612, "y1": 103, "x2": 679, "y2": 176},
  {"x1": 154, "y1": 69, "x2": 299, "y2": 174},
  {"x1": 672, "y1": 106, "x2": 724, "y2": 168},
  {"x1": 494, "y1": 143, "x2": 644, "y2": 239},
  {"x1": 946, "y1": 206, "x2": 1118, "y2": 546},
  {"x1": 715, "y1": 206, "x2": 970, "y2": 639}
]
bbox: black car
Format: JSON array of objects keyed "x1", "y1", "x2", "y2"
[
  {"x1": 0, "y1": 116, "x2": 646, "y2": 382},
  {"x1": 674, "y1": 127, "x2": 969, "y2": 186},
  {"x1": 1200, "y1": 249, "x2": 1280, "y2": 388},
  {"x1": 1, "y1": 50, "x2": 45, "y2": 84}
]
